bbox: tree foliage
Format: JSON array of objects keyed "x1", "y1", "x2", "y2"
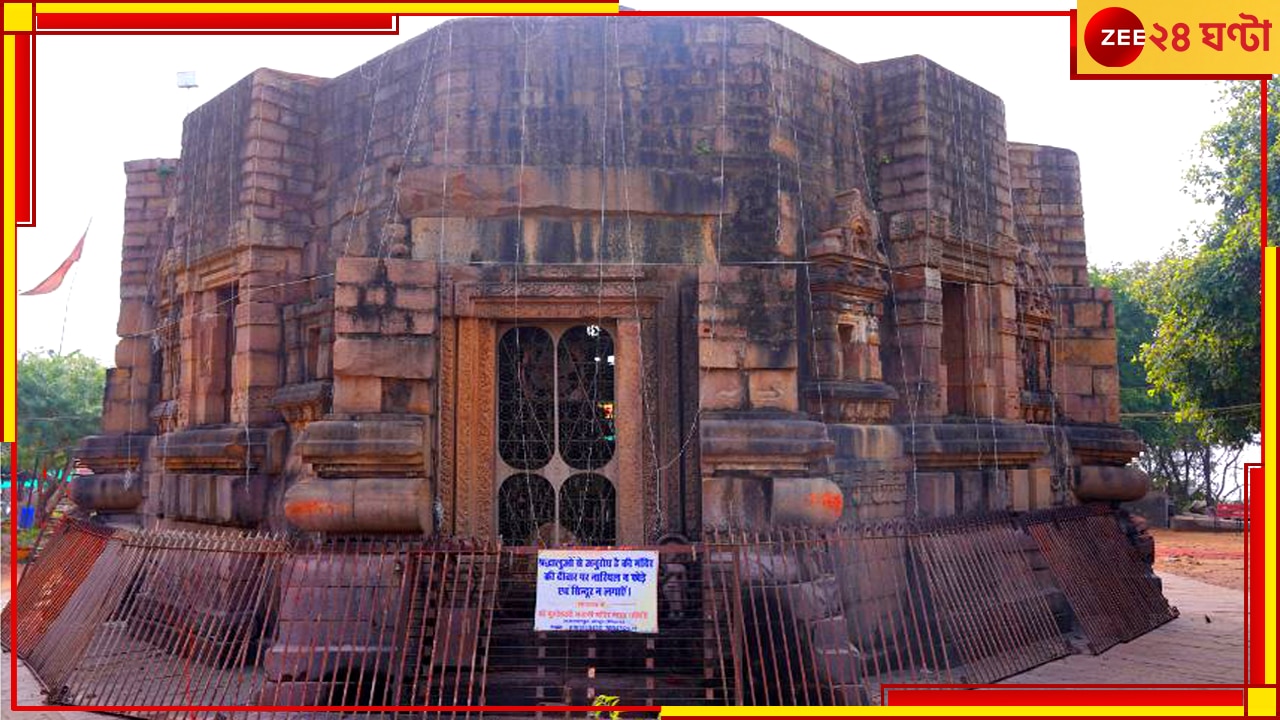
[
  {"x1": 16, "y1": 350, "x2": 105, "y2": 473},
  {"x1": 1095, "y1": 265, "x2": 1236, "y2": 510},
  {"x1": 1134, "y1": 80, "x2": 1274, "y2": 447}
]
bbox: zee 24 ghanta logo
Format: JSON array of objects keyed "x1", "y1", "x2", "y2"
[{"x1": 1084, "y1": 6, "x2": 1271, "y2": 67}]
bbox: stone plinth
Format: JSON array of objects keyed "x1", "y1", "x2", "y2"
[{"x1": 288, "y1": 418, "x2": 431, "y2": 534}]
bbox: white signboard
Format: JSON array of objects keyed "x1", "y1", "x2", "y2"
[{"x1": 534, "y1": 549, "x2": 658, "y2": 633}]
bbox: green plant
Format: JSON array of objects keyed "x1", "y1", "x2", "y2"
[
  {"x1": 17, "y1": 526, "x2": 41, "y2": 548},
  {"x1": 17, "y1": 350, "x2": 105, "y2": 473}
]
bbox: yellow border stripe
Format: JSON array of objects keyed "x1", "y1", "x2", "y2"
[
  {"x1": 1265, "y1": 246, "x2": 1277, "y2": 686},
  {"x1": 1249, "y1": 688, "x2": 1276, "y2": 717},
  {"x1": 4, "y1": 3, "x2": 34, "y2": 31},
  {"x1": 3, "y1": 34, "x2": 15, "y2": 444},
  {"x1": 36, "y1": 3, "x2": 619, "y2": 14}
]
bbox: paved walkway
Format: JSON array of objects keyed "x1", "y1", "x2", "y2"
[
  {"x1": 1, "y1": 572, "x2": 1244, "y2": 717},
  {"x1": 1003, "y1": 573, "x2": 1245, "y2": 685}
]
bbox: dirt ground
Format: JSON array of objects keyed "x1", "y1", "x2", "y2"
[{"x1": 1149, "y1": 527, "x2": 1246, "y2": 590}]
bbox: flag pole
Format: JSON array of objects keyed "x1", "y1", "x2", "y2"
[
  {"x1": 56, "y1": 218, "x2": 91, "y2": 355},
  {"x1": 56, "y1": 261, "x2": 82, "y2": 356}
]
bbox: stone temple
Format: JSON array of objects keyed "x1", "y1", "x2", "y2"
[{"x1": 45, "y1": 14, "x2": 1168, "y2": 709}]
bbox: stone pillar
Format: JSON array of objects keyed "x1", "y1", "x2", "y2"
[
  {"x1": 614, "y1": 317, "x2": 647, "y2": 544},
  {"x1": 966, "y1": 243, "x2": 1022, "y2": 422},
  {"x1": 232, "y1": 293, "x2": 285, "y2": 426},
  {"x1": 885, "y1": 259, "x2": 944, "y2": 420},
  {"x1": 1016, "y1": 243, "x2": 1057, "y2": 423}
]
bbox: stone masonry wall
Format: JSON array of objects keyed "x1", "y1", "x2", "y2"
[
  {"x1": 1009, "y1": 143, "x2": 1087, "y2": 287},
  {"x1": 172, "y1": 77, "x2": 251, "y2": 262},
  {"x1": 1010, "y1": 144, "x2": 1119, "y2": 424},
  {"x1": 173, "y1": 69, "x2": 321, "y2": 265},
  {"x1": 696, "y1": 264, "x2": 799, "y2": 414},
  {"x1": 310, "y1": 16, "x2": 874, "y2": 268},
  {"x1": 862, "y1": 56, "x2": 1020, "y2": 423},
  {"x1": 865, "y1": 56, "x2": 1014, "y2": 250},
  {"x1": 330, "y1": 256, "x2": 439, "y2": 416},
  {"x1": 102, "y1": 159, "x2": 181, "y2": 435},
  {"x1": 84, "y1": 16, "x2": 1143, "y2": 539}
]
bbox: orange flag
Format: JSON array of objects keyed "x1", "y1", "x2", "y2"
[{"x1": 21, "y1": 222, "x2": 88, "y2": 296}]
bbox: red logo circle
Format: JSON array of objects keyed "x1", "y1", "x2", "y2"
[{"x1": 1084, "y1": 7, "x2": 1145, "y2": 67}]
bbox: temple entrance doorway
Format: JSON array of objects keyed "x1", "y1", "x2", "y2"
[{"x1": 494, "y1": 323, "x2": 619, "y2": 547}]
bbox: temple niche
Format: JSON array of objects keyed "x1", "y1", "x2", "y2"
[{"x1": 63, "y1": 14, "x2": 1164, "y2": 706}]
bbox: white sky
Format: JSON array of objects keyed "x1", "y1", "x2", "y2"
[{"x1": 18, "y1": 1, "x2": 1230, "y2": 369}]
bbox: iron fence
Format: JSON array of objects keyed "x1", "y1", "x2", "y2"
[{"x1": 2, "y1": 506, "x2": 1175, "y2": 716}]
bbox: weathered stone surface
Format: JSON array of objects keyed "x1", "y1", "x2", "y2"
[
  {"x1": 84, "y1": 15, "x2": 1138, "y2": 547},
  {"x1": 78, "y1": 434, "x2": 152, "y2": 473},
  {"x1": 772, "y1": 477, "x2": 844, "y2": 526},
  {"x1": 69, "y1": 472, "x2": 144, "y2": 512},
  {"x1": 904, "y1": 422, "x2": 1048, "y2": 470},
  {"x1": 1061, "y1": 425, "x2": 1145, "y2": 466},
  {"x1": 700, "y1": 413, "x2": 834, "y2": 475},
  {"x1": 61, "y1": 19, "x2": 1173, "y2": 708},
  {"x1": 1010, "y1": 469, "x2": 1032, "y2": 511},
  {"x1": 283, "y1": 476, "x2": 424, "y2": 533},
  {"x1": 398, "y1": 166, "x2": 735, "y2": 219},
  {"x1": 747, "y1": 369, "x2": 799, "y2": 412},
  {"x1": 156, "y1": 426, "x2": 287, "y2": 475},
  {"x1": 296, "y1": 418, "x2": 428, "y2": 478},
  {"x1": 699, "y1": 369, "x2": 746, "y2": 410},
  {"x1": 916, "y1": 472, "x2": 956, "y2": 517},
  {"x1": 332, "y1": 337, "x2": 436, "y2": 379},
  {"x1": 163, "y1": 473, "x2": 271, "y2": 526},
  {"x1": 271, "y1": 381, "x2": 332, "y2": 425},
  {"x1": 702, "y1": 474, "x2": 770, "y2": 530},
  {"x1": 1074, "y1": 465, "x2": 1150, "y2": 502},
  {"x1": 332, "y1": 375, "x2": 382, "y2": 414}
]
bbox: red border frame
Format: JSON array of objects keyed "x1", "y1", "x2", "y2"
[
  {"x1": 1247, "y1": 463, "x2": 1265, "y2": 686},
  {"x1": 34, "y1": 12, "x2": 400, "y2": 32},
  {"x1": 13, "y1": 32, "x2": 31, "y2": 226},
  {"x1": 882, "y1": 688, "x2": 1246, "y2": 706},
  {"x1": 5, "y1": 5, "x2": 1266, "y2": 715}
]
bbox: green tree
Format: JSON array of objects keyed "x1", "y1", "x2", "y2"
[
  {"x1": 1135, "y1": 79, "x2": 1274, "y2": 447},
  {"x1": 1095, "y1": 264, "x2": 1222, "y2": 511},
  {"x1": 16, "y1": 350, "x2": 105, "y2": 473}
]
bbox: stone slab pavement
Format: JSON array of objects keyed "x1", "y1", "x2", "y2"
[
  {"x1": 0, "y1": 571, "x2": 1244, "y2": 718},
  {"x1": 1002, "y1": 573, "x2": 1246, "y2": 685}
]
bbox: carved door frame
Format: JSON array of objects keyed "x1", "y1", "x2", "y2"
[{"x1": 439, "y1": 271, "x2": 658, "y2": 545}]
